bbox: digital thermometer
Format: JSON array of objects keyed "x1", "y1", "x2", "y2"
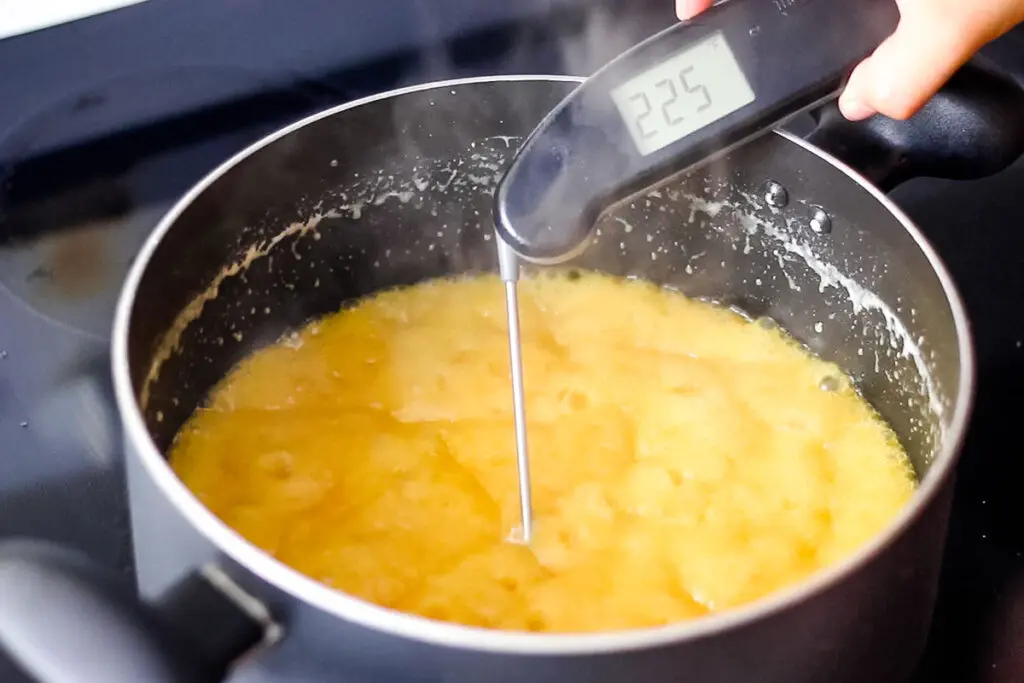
[{"x1": 494, "y1": 0, "x2": 899, "y2": 263}]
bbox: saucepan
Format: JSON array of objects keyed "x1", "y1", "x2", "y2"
[{"x1": 0, "y1": 67, "x2": 1023, "y2": 683}]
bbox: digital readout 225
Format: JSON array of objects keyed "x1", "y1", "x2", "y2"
[{"x1": 628, "y1": 68, "x2": 712, "y2": 140}]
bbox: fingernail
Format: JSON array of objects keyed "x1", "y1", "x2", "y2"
[
  {"x1": 676, "y1": 0, "x2": 709, "y2": 20},
  {"x1": 838, "y1": 96, "x2": 875, "y2": 122}
]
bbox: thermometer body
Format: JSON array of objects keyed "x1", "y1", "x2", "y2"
[{"x1": 494, "y1": 0, "x2": 899, "y2": 263}]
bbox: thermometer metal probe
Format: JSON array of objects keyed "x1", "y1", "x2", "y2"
[
  {"x1": 494, "y1": 0, "x2": 900, "y2": 543},
  {"x1": 497, "y1": 238, "x2": 534, "y2": 544}
]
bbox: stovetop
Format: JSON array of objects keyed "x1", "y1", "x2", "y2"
[{"x1": 1, "y1": 4, "x2": 1022, "y2": 681}]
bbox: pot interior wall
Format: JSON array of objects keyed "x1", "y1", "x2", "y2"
[{"x1": 129, "y1": 79, "x2": 962, "y2": 481}]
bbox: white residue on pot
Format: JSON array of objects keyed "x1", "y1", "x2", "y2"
[
  {"x1": 141, "y1": 209, "x2": 333, "y2": 408},
  {"x1": 692, "y1": 188, "x2": 945, "y2": 425},
  {"x1": 372, "y1": 189, "x2": 416, "y2": 206},
  {"x1": 143, "y1": 136, "x2": 526, "y2": 410},
  {"x1": 465, "y1": 173, "x2": 496, "y2": 187},
  {"x1": 335, "y1": 203, "x2": 363, "y2": 219},
  {"x1": 482, "y1": 135, "x2": 518, "y2": 148},
  {"x1": 612, "y1": 216, "x2": 634, "y2": 233},
  {"x1": 685, "y1": 196, "x2": 725, "y2": 225}
]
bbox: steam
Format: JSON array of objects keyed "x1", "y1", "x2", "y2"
[{"x1": 141, "y1": 9, "x2": 949, "y2": 471}]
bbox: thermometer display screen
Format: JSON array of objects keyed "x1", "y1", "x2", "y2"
[{"x1": 610, "y1": 31, "x2": 755, "y2": 156}]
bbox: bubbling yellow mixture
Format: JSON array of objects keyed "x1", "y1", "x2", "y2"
[{"x1": 170, "y1": 272, "x2": 915, "y2": 632}]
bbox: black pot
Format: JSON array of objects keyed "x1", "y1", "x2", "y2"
[{"x1": 1, "y1": 67, "x2": 1022, "y2": 683}]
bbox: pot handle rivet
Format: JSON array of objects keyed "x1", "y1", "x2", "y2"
[
  {"x1": 809, "y1": 206, "x2": 832, "y2": 234},
  {"x1": 764, "y1": 181, "x2": 789, "y2": 208}
]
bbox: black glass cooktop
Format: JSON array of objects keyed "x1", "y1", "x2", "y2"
[{"x1": 1, "y1": 4, "x2": 1022, "y2": 682}]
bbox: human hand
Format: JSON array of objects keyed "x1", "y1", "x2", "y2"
[{"x1": 675, "y1": 0, "x2": 1024, "y2": 121}]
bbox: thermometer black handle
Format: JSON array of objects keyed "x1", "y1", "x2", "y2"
[{"x1": 495, "y1": 0, "x2": 899, "y2": 263}]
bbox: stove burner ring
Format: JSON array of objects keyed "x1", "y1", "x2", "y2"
[{"x1": 0, "y1": 66, "x2": 330, "y2": 338}]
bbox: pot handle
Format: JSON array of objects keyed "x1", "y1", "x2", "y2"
[
  {"x1": 805, "y1": 58, "x2": 1024, "y2": 192},
  {"x1": 0, "y1": 540, "x2": 277, "y2": 683}
]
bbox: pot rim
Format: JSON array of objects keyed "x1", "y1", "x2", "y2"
[{"x1": 111, "y1": 74, "x2": 975, "y2": 655}]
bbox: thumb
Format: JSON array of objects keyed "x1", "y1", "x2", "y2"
[
  {"x1": 838, "y1": 12, "x2": 980, "y2": 121},
  {"x1": 676, "y1": 0, "x2": 713, "y2": 20}
]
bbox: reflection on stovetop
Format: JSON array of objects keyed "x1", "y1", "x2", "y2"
[
  {"x1": 0, "y1": 106, "x2": 281, "y2": 577},
  {"x1": 1, "y1": 12, "x2": 1023, "y2": 683}
]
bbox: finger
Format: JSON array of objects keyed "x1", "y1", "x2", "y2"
[
  {"x1": 840, "y1": 12, "x2": 979, "y2": 120},
  {"x1": 676, "y1": 0, "x2": 713, "y2": 21},
  {"x1": 838, "y1": 59, "x2": 878, "y2": 121}
]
